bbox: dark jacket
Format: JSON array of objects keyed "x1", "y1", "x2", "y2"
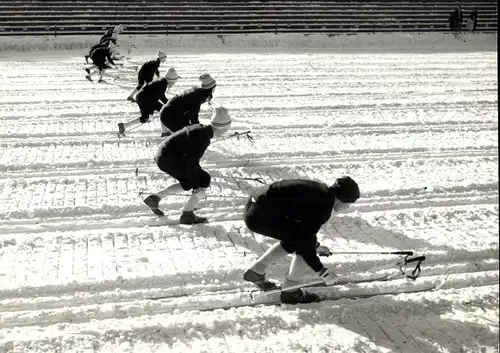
[
  {"x1": 89, "y1": 47, "x2": 115, "y2": 65},
  {"x1": 156, "y1": 124, "x2": 213, "y2": 183},
  {"x1": 160, "y1": 87, "x2": 209, "y2": 129},
  {"x1": 89, "y1": 38, "x2": 116, "y2": 56},
  {"x1": 252, "y1": 179, "x2": 336, "y2": 271},
  {"x1": 138, "y1": 58, "x2": 161, "y2": 79},
  {"x1": 100, "y1": 28, "x2": 114, "y2": 42},
  {"x1": 136, "y1": 78, "x2": 169, "y2": 106}
]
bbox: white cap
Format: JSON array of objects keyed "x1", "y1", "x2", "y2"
[
  {"x1": 165, "y1": 67, "x2": 180, "y2": 82},
  {"x1": 210, "y1": 106, "x2": 231, "y2": 134}
]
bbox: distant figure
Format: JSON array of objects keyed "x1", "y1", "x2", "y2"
[
  {"x1": 117, "y1": 67, "x2": 180, "y2": 136},
  {"x1": 126, "y1": 51, "x2": 168, "y2": 102},
  {"x1": 84, "y1": 25, "x2": 124, "y2": 64},
  {"x1": 448, "y1": 6, "x2": 463, "y2": 31},
  {"x1": 84, "y1": 45, "x2": 117, "y2": 83},
  {"x1": 466, "y1": 9, "x2": 478, "y2": 31}
]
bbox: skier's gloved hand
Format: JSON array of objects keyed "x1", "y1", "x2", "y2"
[
  {"x1": 318, "y1": 267, "x2": 338, "y2": 286},
  {"x1": 317, "y1": 245, "x2": 332, "y2": 257}
]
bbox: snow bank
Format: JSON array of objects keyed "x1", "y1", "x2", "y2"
[{"x1": 0, "y1": 32, "x2": 496, "y2": 53}]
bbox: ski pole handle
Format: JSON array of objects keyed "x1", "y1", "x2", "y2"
[
  {"x1": 405, "y1": 255, "x2": 426, "y2": 263},
  {"x1": 389, "y1": 251, "x2": 414, "y2": 256}
]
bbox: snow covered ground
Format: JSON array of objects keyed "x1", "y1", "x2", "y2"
[{"x1": 0, "y1": 33, "x2": 498, "y2": 353}]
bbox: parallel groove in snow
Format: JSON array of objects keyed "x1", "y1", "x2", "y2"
[{"x1": 0, "y1": 49, "x2": 497, "y2": 352}]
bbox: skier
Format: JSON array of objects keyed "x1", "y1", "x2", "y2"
[
  {"x1": 118, "y1": 67, "x2": 181, "y2": 136},
  {"x1": 142, "y1": 106, "x2": 232, "y2": 224},
  {"x1": 126, "y1": 51, "x2": 168, "y2": 102},
  {"x1": 85, "y1": 37, "x2": 116, "y2": 64},
  {"x1": 85, "y1": 25, "x2": 124, "y2": 64},
  {"x1": 100, "y1": 24, "x2": 124, "y2": 42},
  {"x1": 159, "y1": 73, "x2": 216, "y2": 138},
  {"x1": 242, "y1": 176, "x2": 360, "y2": 304},
  {"x1": 85, "y1": 45, "x2": 118, "y2": 83}
]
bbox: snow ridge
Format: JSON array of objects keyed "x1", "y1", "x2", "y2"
[{"x1": 0, "y1": 43, "x2": 497, "y2": 353}]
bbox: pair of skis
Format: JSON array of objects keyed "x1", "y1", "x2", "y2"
[
  {"x1": 262, "y1": 252, "x2": 426, "y2": 296},
  {"x1": 147, "y1": 252, "x2": 427, "y2": 302}
]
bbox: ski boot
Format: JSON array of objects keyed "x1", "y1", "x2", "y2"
[
  {"x1": 85, "y1": 75, "x2": 93, "y2": 82},
  {"x1": 180, "y1": 211, "x2": 207, "y2": 225},
  {"x1": 243, "y1": 269, "x2": 280, "y2": 291},
  {"x1": 280, "y1": 289, "x2": 321, "y2": 304},
  {"x1": 143, "y1": 195, "x2": 164, "y2": 216}
]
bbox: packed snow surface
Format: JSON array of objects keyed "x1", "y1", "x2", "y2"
[{"x1": 0, "y1": 32, "x2": 498, "y2": 353}]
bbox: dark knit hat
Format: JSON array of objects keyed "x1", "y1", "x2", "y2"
[{"x1": 331, "y1": 176, "x2": 360, "y2": 203}]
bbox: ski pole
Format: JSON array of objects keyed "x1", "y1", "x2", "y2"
[
  {"x1": 216, "y1": 175, "x2": 265, "y2": 184},
  {"x1": 270, "y1": 255, "x2": 427, "y2": 294},
  {"x1": 327, "y1": 251, "x2": 414, "y2": 256},
  {"x1": 212, "y1": 130, "x2": 253, "y2": 144},
  {"x1": 135, "y1": 168, "x2": 164, "y2": 177},
  {"x1": 236, "y1": 177, "x2": 265, "y2": 184},
  {"x1": 137, "y1": 190, "x2": 249, "y2": 199},
  {"x1": 118, "y1": 121, "x2": 147, "y2": 137},
  {"x1": 358, "y1": 255, "x2": 426, "y2": 280}
]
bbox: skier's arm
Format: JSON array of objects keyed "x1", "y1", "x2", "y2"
[
  {"x1": 190, "y1": 104, "x2": 201, "y2": 124},
  {"x1": 184, "y1": 156, "x2": 203, "y2": 187},
  {"x1": 296, "y1": 235, "x2": 337, "y2": 286},
  {"x1": 106, "y1": 53, "x2": 116, "y2": 66},
  {"x1": 184, "y1": 135, "x2": 207, "y2": 186},
  {"x1": 295, "y1": 235, "x2": 324, "y2": 273},
  {"x1": 159, "y1": 93, "x2": 168, "y2": 105}
]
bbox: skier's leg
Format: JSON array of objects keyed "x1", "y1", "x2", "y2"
[
  {"x1": 83, "y1": 63, "x2": 96, "y2": 74},
  {"x1": 179, "y1": 169, "x2": 211, "y2": 224},
  {"x1": 127, "y1": 73, "x2": 144, "y2": 101},
  {"x1": 286, "y1": 253, "x2": 309, "y2": 282},
  {"x1": 159, "y1": 107, "x2": 176, "y2": 138},
  {"x1": 247, "y1": 242, "x2": 289, "y2": 275},
  {"x1": 160, "y1": 120, "x2": 173, "y2": 138},
  {"x1": 139, "y1": 105, "x2": 153, "y2": 123},
  {"x1": 127, "y1": 88, "x2": 140, "y2": 102},
  {"x1": 97, "y1": 69, "x2": 105, "y2": 83},
  {"x1": 118, "y1": 105, "x2": 151, "y2": 135},
  {"x1": 281, "y1": 253, "x2": 321, "y2": 304},
  {"x1": 153, "y1": 101, "x2": 164, "y2": 115},
  {"x1": 180, "y1": 187, "x2": 208, "y2": 224},
  {"x1": 241, "y1": 198, "x2": 288, "y2": 289},
  {"x1": 85, "y1": 68, "x2": 100, "y2": 81},
  {"x1": 118, "y1": 117, "x2": 141, "y2": 136},
  {"x1": 243, "y1": 241, "x2": 288, "y2": 290},
  {"x1": 142, "y1": 183, "x2": 185, "y2": 217}
]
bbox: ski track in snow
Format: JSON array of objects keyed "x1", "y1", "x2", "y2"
[{"x1": 0, "y1": 49, "x2": 498, "y2": 353}]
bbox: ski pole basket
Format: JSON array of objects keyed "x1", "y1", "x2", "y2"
[{"x1": 398, "y1": 255, "x2": 426, "y2": 280}]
